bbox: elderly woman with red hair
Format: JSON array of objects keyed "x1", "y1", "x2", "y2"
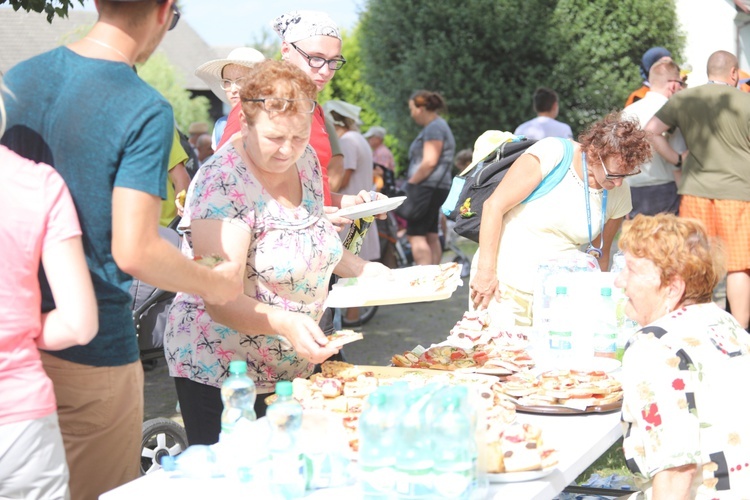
[{"x1": 615, "y1": 213, "x2": 750, "y2": 498}]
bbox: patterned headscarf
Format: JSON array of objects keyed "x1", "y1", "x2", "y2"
[{"x1": 270, "y1": 10, "x2": 341, "y2": 43}]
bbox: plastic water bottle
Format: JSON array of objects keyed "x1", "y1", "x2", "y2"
[
  {"x1": 431, "y1": 389, "x2": 475, "y2": 499},
  {"x1": 359, "y1": 388, "x2": 398, "y2": 498},
  {"x1": 594, "y1": 287, "x2": 618, "y2": 359},
  {"x1": 532, "y1": 263, "x2": 554, "y2": 334},
  {"x1": 548, "y1": 286, "x2": 574, "y2": 365},
  {"x1": 267, "y1": 381, "x2": 306, "y2": 499},
  {"x1": 394, "y1": 390, "x2": 434, "y2": 498},
  {"x1": 161, "y1": 444, "x2": 221, "y2": 479},
  {"x1": 221, "y1": 360, "x2": 257, "y2": 435}
]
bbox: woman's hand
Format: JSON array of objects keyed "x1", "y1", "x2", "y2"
[
  {"x1": 340, "y1": 190, "x2": 388, "y2": 220},
  {"x1": 324, "y1": 206, "x2": 349, "y2": 232},
  {"x1": 269, "y1": 310, "x2": 341, "y2": 364},
  {"x1": 360, "y1": 261, "x2": 393, "y2": 279},
  {"x1": 470, "y1": 267, "x2": 500, "y2": 310}
]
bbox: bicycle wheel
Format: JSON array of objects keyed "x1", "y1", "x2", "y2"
[{"x1": 341, "y1": 305, "x2": 379, "y2": 327}]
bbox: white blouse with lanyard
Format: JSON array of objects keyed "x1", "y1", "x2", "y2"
[{"x1": 581, "y1": 152, "x2": 607, "y2": 259}]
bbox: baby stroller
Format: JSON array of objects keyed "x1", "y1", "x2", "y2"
[{"x1": 129, "y1": 225, "x2": 188, "y2": 475}]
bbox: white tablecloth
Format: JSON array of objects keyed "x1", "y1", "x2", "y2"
[{"x1": 101, "y1": 410, "x2": 622, "y2": 500}]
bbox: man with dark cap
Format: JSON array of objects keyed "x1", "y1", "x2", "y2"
[
  {"x1": 1, "y1": 1, "x2": 242, "y2": 497},
  {"x1": 625, "y1": 46, "x2": 673, "y2": 106}
]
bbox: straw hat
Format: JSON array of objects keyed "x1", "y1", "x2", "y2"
[{"x1": 195, "y1": 47, "x2": 265, "y2": 103}]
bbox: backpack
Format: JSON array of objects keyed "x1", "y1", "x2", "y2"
[{"x1": 444, "y1": 137, "x2": 572, "y2": 243}]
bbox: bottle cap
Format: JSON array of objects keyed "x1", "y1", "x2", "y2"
[
  {"x1": 555, "y1": 286, "x2": 568, "y2": 295},
  {"x1": 228, "y1": 360, "x2": 248, "y2": 375},
  {"x1": 275, "y1": 380, "x2": 293, "y2": 397},
  {"x1": 600, "y1": 287, "x2": 612, "y2": 296}
]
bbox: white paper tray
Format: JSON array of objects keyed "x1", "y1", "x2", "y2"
[{"x1": 325, "y1": 264, "x2": 463, "y2": 308}]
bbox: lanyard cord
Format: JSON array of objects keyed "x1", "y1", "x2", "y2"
[{"x1": 582, "y1": 152, "x2": 607, "y2": 258}]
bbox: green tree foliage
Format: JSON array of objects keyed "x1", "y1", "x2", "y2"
[
  {"x1": 137, "y1": 52, "x2": 211, "y2": 133},
  {"x1": 1, "y1": 0, "x2": 84, "y2": 22},
  {"x1": 550, "y1": 0, "x2": 683, "y2": 131},
  {"x1": 359, "y1": 0, "x2": 683, "y2": 161}
]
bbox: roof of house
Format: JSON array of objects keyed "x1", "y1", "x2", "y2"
[{"x1": 0, "y1": 7, "x2": 218, "y2": 91}]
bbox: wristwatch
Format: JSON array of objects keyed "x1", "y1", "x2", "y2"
[{"x1": 675, "y1": 152, "x2": 683, "y2": 168}]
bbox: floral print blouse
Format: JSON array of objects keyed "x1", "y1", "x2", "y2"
[
  {"x1": 621, "y1": 303, "x2": 750, "y2": 498},
  {"x1": 164, "y1": 143, "x2": 343, "y2": 394}
]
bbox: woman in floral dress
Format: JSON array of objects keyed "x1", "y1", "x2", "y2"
[
  {"x1": 615, "y1": 213, "x2": 750, "y2": 498},
  {"x1": 164, "y1": 60, "x2": 389, "y2": 445}
]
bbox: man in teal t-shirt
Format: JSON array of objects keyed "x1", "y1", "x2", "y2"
[{"x1": 1, "y1": 1, "x2": 241, "y2": 497}]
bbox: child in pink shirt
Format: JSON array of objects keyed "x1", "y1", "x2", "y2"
[{"x1": 0, "y1": 137, "x2": 97, "y2": 497}]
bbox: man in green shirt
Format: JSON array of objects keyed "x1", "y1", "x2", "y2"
[{"x1": 646, "y1": 50, "x2": 750, "y2": 331}]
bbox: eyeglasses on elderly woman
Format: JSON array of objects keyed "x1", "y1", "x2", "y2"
[
  {"x1": 598, "y1": 154, "x2": 641, "y2": 180},
  {"x1": 242, "y1": 97, "x2": 317, "y2": 114},
  {"x1": 290, "y1": 43, "x2": 346, "y2": 71}
]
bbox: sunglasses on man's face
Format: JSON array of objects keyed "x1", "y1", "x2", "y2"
[
  {"x1": 157, "y1": 0, "x2": 180, "y2": 30},
  {"x1": 168, "y1": 3, "x2": 180, "y2": 31}
]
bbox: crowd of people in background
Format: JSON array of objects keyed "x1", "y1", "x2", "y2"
[{"x1": 1, "y1": 1, "x2": 749, "y2": 498}]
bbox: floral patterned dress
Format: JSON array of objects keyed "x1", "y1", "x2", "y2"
[
  {"x1": 621, "y1": 303, "x2": 750, "y2": 498},
  {"x1": 164, "y1": 143, "x2": 343, "y2": 394}
]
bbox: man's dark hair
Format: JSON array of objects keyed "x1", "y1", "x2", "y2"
[{"x1": 533, "y1": 87, "x2": 558, "y2": 113}]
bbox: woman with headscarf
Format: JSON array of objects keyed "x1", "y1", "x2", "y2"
[{"x1": 271, "y1": 9, "x2": 352, "y2": 209}]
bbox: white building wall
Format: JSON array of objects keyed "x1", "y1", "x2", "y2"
[{"x1": 676, "y1": 0, "x2": 750, "y2": 85}]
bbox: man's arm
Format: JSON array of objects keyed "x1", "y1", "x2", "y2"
[
  {"x1": 645, "y1": 116, "x2": 682, "y2": 165},
  {"x1": 111, "y1": 187, "x2": 242, "y2": 304}
]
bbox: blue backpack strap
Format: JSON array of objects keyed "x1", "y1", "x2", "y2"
[{"x1": 522, "y1": 138, "x2": 573, "y2": 204}]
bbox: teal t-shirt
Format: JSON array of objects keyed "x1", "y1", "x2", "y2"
[{"x1": 1, "y1": 47, "x2": 172, "y2": 366}]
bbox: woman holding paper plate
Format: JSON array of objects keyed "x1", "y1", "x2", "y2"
[
  {"x1": 469, "y1": 111, "x2": 651, "y2": 326},
  {"x1": 163, "y1": 60, "x2": 389, "y2": 445}
]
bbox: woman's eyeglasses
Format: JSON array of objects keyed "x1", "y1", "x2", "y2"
[
  {"x1": 220, "y1": 78, "x2": 246, "y2": 91},
  {"x1": 290, "y1": 43, "x2": 346, "y2": 71},
  {"x1": 668, "y1": 79, "x2": 687, "y2": 88},
  {"x1": 243, "y1": 97, "x2": 317, "y2": 114},
  {"x1": 598, "y1": 154, "x2": 641, "y2": 180}
]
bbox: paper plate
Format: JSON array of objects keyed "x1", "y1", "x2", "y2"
[
  {"x1": 487, "y1": 466, "x2": 556, "y2": 483},
  {"x1": 334, "y1": 196, "x2": 406, "y2": 220}
]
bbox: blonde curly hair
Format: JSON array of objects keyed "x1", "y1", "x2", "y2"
[{"x1": 618, "y1": 213, "x2": 725, "y2": 305}]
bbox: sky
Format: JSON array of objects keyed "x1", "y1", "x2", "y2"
[{"x1": 82, "y1": 0, "x2": 365, "y2": 47}]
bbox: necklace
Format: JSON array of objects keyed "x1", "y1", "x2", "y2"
[
  {"x1": 582, "y1": 152, "x2": 607, "y2": 259},
  {"x1": 83, "y1": 37, "x2": 132, "y2": 65}
]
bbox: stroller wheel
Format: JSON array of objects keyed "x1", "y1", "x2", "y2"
[
  {"x1": 141, "y1": 358, "x2": 159, "y2": 372},
  {"x1": 140, "y1": 418, "x2": 188, "y2": 475}
]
